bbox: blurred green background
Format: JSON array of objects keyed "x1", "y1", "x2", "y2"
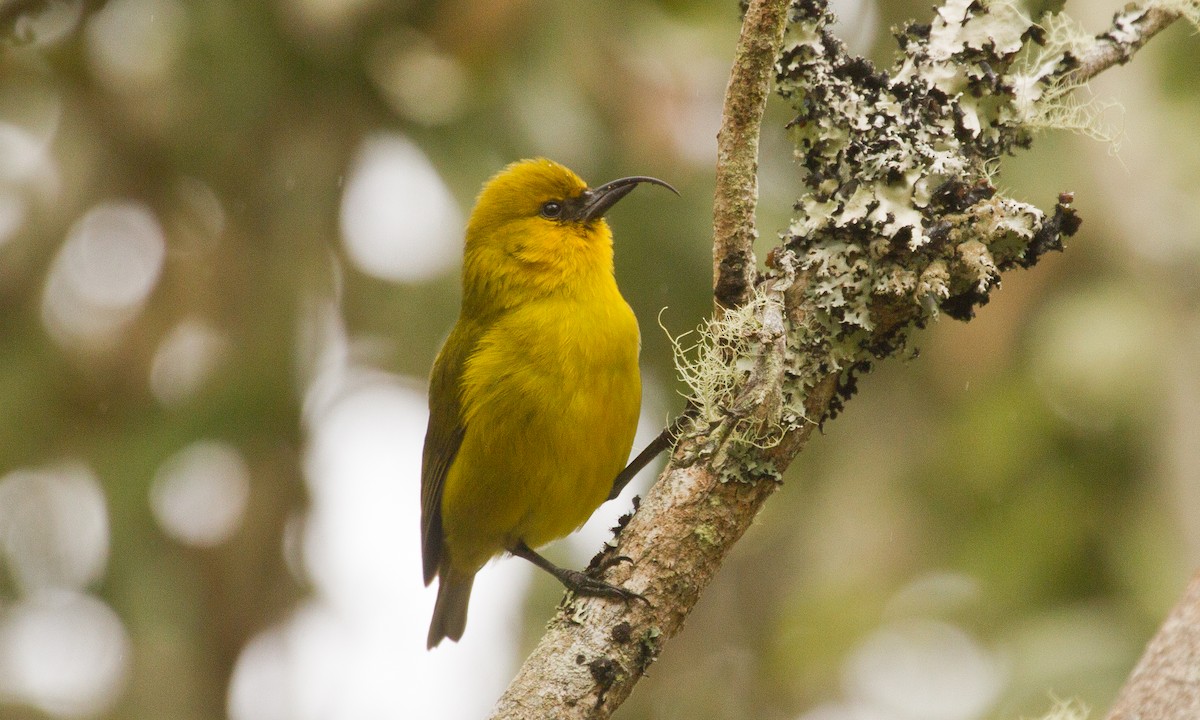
[{"x1": 1, "y1": 0, "x2": 1197, "y2": 718}]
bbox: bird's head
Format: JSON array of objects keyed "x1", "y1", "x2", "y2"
[{"x1": 462, "y1": 158, "x2": 675, "y2": 307}]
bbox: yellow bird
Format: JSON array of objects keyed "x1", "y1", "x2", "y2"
[{"x1": 421, "y1": 158, "x2": 675, "y2": 648}]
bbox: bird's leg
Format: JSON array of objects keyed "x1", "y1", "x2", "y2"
[
  {"x1": 509, "y1": 542, "x2": 644, "y2": 602},
  {"x1": 607, "y1": 403, "x2": 699, "y2": 501}
]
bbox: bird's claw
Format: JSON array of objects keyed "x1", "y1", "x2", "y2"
[{"x1": 561, "y1": 569, "x2": 646, "y2": 604}]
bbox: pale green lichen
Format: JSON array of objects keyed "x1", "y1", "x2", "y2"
[
  {"x1": 693, "y1": 524, "x2": 719, "y2": 546},
  {"x1": 753, "y1": 0, "x2": 1093, "y2": 423},
  {"x1": 1009, "y1": 11, "x2": 1124, "y2": 147},
  {"x1": 1027, "y1": 698, "x2": 1089, "y2": 720},
  {"x1": 776, "y1": 0, "x2": 1087, "y2": 341},
  {"x1": 956, "y1": 240, "x2": 998, "y2": 293},
  {"x1": 915, "y1": 259, "x2": 951, "y2": 308},
  {"x1": 665, "y1": 289, "x2": 797, "y2": 452}
]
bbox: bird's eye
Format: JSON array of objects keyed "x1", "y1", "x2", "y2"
[{"x1": 539, "y1": 201, "x2": 563, "y2": 219}]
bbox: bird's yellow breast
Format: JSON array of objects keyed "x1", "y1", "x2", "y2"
[{"x1": 441, "y1": 281, "x2": 641, "y2": 571}]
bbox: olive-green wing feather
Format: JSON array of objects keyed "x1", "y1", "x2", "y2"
[{"x1": 421, "y1": 324, "x2": 473, "y2": 586}]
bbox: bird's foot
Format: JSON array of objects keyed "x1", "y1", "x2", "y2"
[
  {"x1": 510, "y1": 542, "x2": 645, "y2": 603},
  {"x1": 557, "y1": 567, "x2": 644, "y2": 603}
]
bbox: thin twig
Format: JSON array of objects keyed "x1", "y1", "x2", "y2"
[
  {"x1": 607, "y1": 403, "x2": 697, "y2": 501},
  {"x1": 712, "y1": 0, "x2": 791, "y2": 310},
  {"x1": 1073, "y1": 3, "x2": 1192, "y2": 83}
]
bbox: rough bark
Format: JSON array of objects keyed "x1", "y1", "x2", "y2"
[{"x1": 1106, "y1": 571, "x2": 1200, "y2": 720}]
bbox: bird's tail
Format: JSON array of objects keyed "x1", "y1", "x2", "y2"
[{"x1": 427, "y1": 567, "x2": 475, "y2": 649}]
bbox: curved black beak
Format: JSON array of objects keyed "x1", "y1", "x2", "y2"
[{"x1": 578, "y1": 176, "x2": 679, "y2": 222}]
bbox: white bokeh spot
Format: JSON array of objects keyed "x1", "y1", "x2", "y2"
[
  {"x1": 844, "y1": 619, "x2": 1003, "y2": 720},
  {"x1": 339, "y1": 135, "x2": 462, "y2": 283},
  {"x1": 150, "y1": 441, "x2": 251, "y2": 548},
  {"x1": 0, "y1": 462, "x2": 110, "y2": 594},
  {"x1": 85, "y1": 0, "x2": 187, "y2": 90},
  {"x1": 149, "y1": 319, "x2": 230, "y2": 405},
  {"x1": 0, "y1": 591, "x2": 130, "y2": 718},
  {"x1": 42, "y1": 201, "x2": 166, "y2": 349}
]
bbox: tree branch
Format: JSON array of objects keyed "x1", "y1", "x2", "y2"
[
  {"x1": 1106, "y1": 571, "x2": 1200, "y2": 720},
  {"x1": 712, "y1": 0, "x2": 790, "y2": 310},
  {"x1": 488, "y1": 1, "x2": 1194, "y2": 717},
  {"x1": 1075, "y1": 3, "x2": 1195, "y2": 82}
]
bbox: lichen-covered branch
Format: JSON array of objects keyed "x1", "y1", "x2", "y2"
[
  {"x1": 1105, "y1": 570, "x2": 1200, "y2": 720},
  {"x1": 1075, "y1": 2, "x2": 1198, "y2": 82},
  {"x1": 489, "y1": 2, "x2": 1194, "y2": 717},
  {"x1": 712, "y1": 0, "x2": 791, "y2": 310}
]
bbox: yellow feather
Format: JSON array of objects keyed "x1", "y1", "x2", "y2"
[{"x1": 421, "y1": 158, "x2": 657, "y2": 648}]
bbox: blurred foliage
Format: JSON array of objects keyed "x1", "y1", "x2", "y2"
[{"x1": 1, "y1": 0, "x2": 1198, "y2": 719}]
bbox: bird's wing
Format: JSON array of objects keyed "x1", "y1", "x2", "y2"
[{"x1": 420, "y1": 323, "x2": 472, "y2": 585}]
